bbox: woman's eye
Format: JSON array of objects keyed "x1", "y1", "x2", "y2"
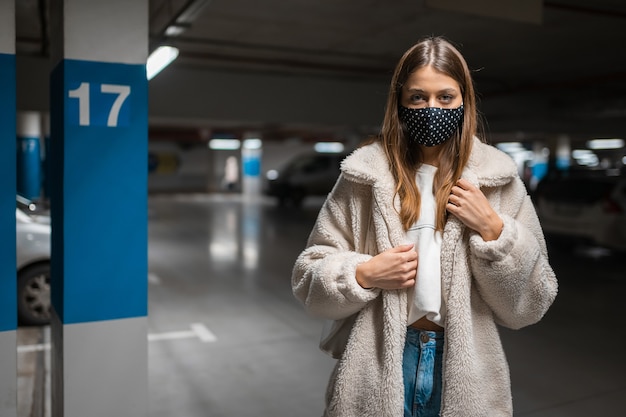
[
  {"x1": 409, "y1": 95, "x2": 425, "y2": 103},
  {"x1": 440, "y1": 95, "x2": 453, "y2": 102}
]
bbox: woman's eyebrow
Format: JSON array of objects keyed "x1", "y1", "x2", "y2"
[
  {"x1": 405, "y1": 87, "x2": 458, "y2": 94},
  {"x1": 405, "y1": 88, "x2": 425, "y2": 92}
]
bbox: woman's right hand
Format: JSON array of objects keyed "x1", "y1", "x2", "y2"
[{"x1": 355, "y1": 244, "x2": 418, "y2": 290}]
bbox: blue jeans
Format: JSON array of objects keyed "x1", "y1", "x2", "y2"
[{"x1": 402, "y1": 327, "x2": 444, "y2": 417}]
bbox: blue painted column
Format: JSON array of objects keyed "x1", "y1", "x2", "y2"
[
  {"x1": 0, "y1": 1, "x2": 17, "y2": 416},
  {"x1": 49, "y1": 1, "x2": 148, "y2": 416},
  {"x1": 555, "y1": 134, "x2": 571, "y2": 172},
  {"x1": 16, "y1": 111, "x2": 42, "y2": 200},
  {"x1": 241, "y1": 132, "x2": 263, "y2": 197},
  {"x1": 42, "y1": 112, "x2": 51, "y2": 200}
]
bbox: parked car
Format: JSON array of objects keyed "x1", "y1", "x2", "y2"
[
  {"x1": 16, "y1": 194, "x2": 50, "y2": 224},
  {"x1": 16, "y1": 196, "x2": 51, "y2": 325},
  {"x1": 265, "y1": 152, "x2": 347, "y2": 206},
  {"x1": 535, "y1": 174, "x2": 626, "y2": 252}
]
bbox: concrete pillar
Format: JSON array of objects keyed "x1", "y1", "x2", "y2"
[
  {"x1": 0, "y1": 1, "x2": 17, "y2": 416},
  {"x1": 48, "y1": 1, "x2": 149, "y2": 416},
  {"x1": 242, "y1": 132, "x2": 263, "y2": 197},
  {"x1": 555, "y1": 134, "x2": 571, "y2": 172},
  {"x1": 530, "y1": 141, "x2": 549, "y2": 191}
]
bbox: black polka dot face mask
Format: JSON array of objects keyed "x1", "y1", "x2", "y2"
[{"x1": 398, "y1": 105, "x2": 464, "y2": 147}]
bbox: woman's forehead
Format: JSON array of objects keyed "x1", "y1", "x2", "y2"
[{"x1": 404, "y1": 66, "x2": 460, "y2": 92}]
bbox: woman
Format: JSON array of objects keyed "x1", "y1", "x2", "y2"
[{"x1": 291, "y1": 36, "x2": 558, "y2": 417}]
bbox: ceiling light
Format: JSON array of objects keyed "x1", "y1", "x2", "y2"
[
  {"x1": 164, "y1": 24, "x2": 190, "y2": 37},
  {"x1": 209, "y1": 139, "x2": 241, "y2": 150},
  {"x1": 495, "y1": 142, "x2": 524, "y2": 153},
  {"x1": 146, "y1": 46, "x2": 179, "y2": 80},
  {"x1": 163, "y1": 0, "x2": 212, "y2": 37},
  {"x1": 586, "y1": 138, "x2": 624, "y2": 150},
  {"x1": 314, "y1": 142, "x2": 345, "y2": 153}
]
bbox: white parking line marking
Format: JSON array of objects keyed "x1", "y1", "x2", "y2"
[
  {"x1": 190, "y1": 322, "x2": 217, "y2": 342},
  {"x1": 17, "y1": 323, "x2": 217, "y2": 353},
  {"x1": 17, "y1": 343, "x2": 50, "y2": 353},
  {"x1": 147, "y1": 329, "x2": 196, "y2": 342}
]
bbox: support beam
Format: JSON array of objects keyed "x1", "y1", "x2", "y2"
[
  {"x1": 48, "y1": 1, "x2": 149, "y2": 416},
  {"x1": 0, "y1": 0, "x2": 17, "y2": 415}
]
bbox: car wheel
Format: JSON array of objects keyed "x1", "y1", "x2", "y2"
[{"x1": 17, "y1": 263, "x2": 51, "y2": 326}]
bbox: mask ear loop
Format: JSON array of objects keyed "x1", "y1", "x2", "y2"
[{"x1": 455, "y1": 105, "x2": 465, "y2": 144}]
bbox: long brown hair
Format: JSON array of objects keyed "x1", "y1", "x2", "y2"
[{"x1": 378, "y1": 36, "x2": 479, "y2": 231}]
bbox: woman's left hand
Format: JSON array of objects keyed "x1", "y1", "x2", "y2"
[{"x1": 447, "y1": 178, "x2": 503, "y2": 241}]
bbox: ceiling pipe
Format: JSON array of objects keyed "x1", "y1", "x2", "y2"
[
  {"x1": 157, "y1": 0, "x2": 212, "y2": 39},
  {"x1": 544, "y1": 2, "x2": 626, "y2": 20},
  {"x1": 37, "y1": 0, "x2": 49, "y2": 57}
]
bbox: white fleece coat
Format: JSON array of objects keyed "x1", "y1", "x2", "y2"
[{"x1": 292, "y1": 138, "x2": 558, "y2": 416}]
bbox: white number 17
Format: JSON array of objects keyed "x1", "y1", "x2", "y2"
[{"x1": 68, "y1": 82, "x2": 131, "y2": 127}]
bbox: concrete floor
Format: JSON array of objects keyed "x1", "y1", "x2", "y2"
[{"x1": 17, "y1": 193, "x2": 626, "y2": 416}]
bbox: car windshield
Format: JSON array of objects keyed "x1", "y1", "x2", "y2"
[{"x1": 537, "y1": 177, "x2": 616, "y2": 204}]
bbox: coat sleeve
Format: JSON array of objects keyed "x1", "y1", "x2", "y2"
[
  {"x1": 468, "y1": 178, "x2": 558, "y2": 329},
  {"x1": 291, "y1": 175, "x2": 381, "y2": 320}
]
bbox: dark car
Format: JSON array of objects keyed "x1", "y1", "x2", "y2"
[
  {"x1": 265, "y1": 152, "x2": 347, "y2": 206},
  {"x1": 535, "y1": 174, "x2": 626, "y2": 252}
]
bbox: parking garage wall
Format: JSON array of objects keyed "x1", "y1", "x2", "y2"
[{"x1": 148, "y1": 139, "x2": 318, "y2": 194}]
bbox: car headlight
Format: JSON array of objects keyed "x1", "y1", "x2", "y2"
[{"x1": 266, "y1": 169, "x2": 279, "y2": 181}]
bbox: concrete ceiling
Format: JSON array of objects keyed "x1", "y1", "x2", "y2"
[{"x1": 14, "y1": 0, "x2": 626, "y2": 146}]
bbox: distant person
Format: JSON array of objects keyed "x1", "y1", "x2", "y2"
[
  {"x1": 292, "y1": 36, "x2": 558, "y2": 417},
  {"x1": 222, "y1": 156, "x2": 239, "y2": 191}
]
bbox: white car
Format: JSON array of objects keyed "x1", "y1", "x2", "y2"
[
  {"x1": 535, "y1": 174, "x2": 626, "y2": 252},
  {"x1": 16, "y1": 198, "x2": 51, "y2": 325}
]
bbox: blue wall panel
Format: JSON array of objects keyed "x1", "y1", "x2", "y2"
[{"x1": 0, "y1": 53, "x2": 17, "y2": 331}]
